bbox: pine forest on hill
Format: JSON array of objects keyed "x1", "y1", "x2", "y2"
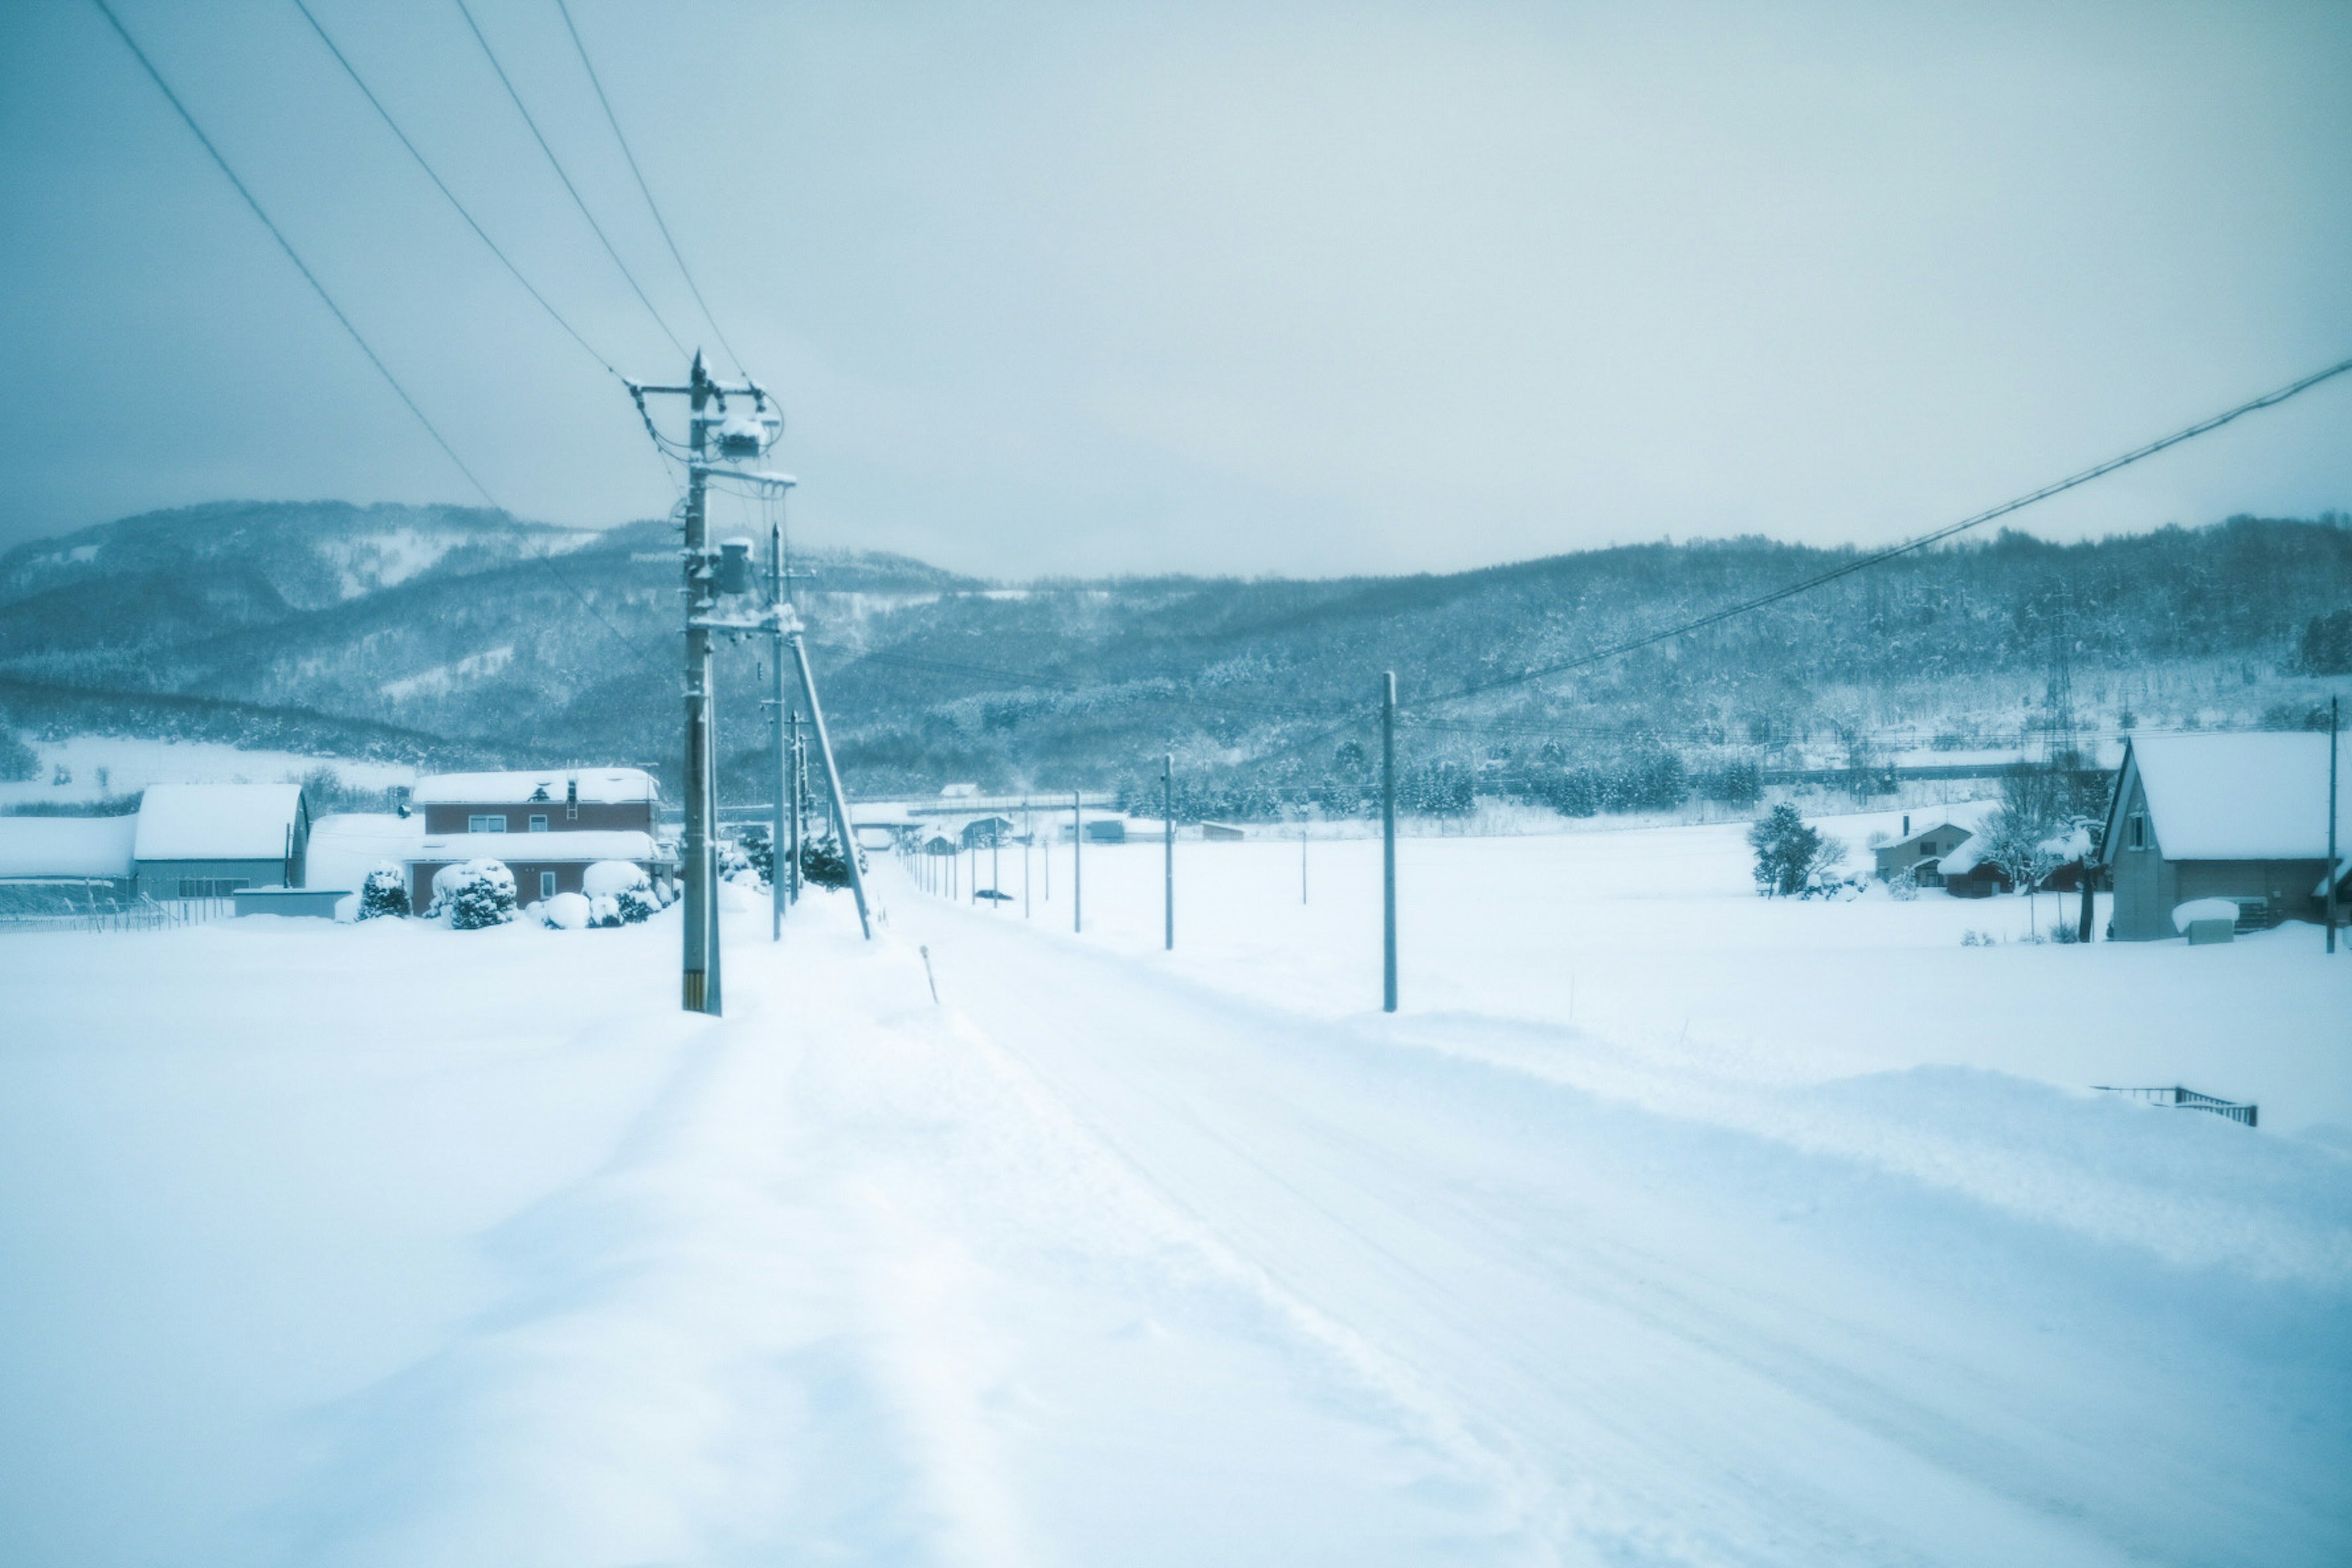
[{"x1": 2, "y1": 501, "x2": 2350, "y2": 819}]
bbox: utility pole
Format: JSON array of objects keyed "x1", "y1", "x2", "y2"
[
  {"x1": 2330, "y1": 694, "x2": 2340, "y2": 954},
  {"x1": 1382, "y1": 671, "x2": 1398, "y2": 1014},
  {"x1": 627, "y1": 351, "x2": 781, "y2": 1014},
  {"x1": 1163, "y1": 751, "x2": 1175, "y2": 951},
  {"x1": 683, "y1": 354, "x2": 718, "y2": 1012},
  {"x1": 1301, "y1": 824, "x2": 1309, "y2": 904},
  {"x1": 1072, "y1": 788, "x2": 1083, "y2": 934},
  {"x1": 789, "y1": 632, "x2": 872, "y2": 938},
  {"x1": 768, "y1": 514, "x2": 788, "y2": 941}
]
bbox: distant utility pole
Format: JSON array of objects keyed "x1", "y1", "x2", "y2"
[
  {"x1": 1163, "y1": 752, "x2": 1175, "y2": 951},
  {"x1": 1382, "y1": 671, "x2": 1398, "y2": 1014},
  {"x1": 1072, "y1": 789, "x2": 1084, "y2": 934},
  {"x1": 788, "y1": 722, "x2": 804, "y2": 905},
  {"x1": 767, "y1": 512, "x2": 790, "y2": 942},
  {"x1": 2330, "y1": 694, "x2": 2340, "y2": 955},
  {"x1": 1301, "y1": 823, "x2": 1309, "y2": 905}
]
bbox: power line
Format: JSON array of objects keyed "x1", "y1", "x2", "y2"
[
  {"x1": 288, "y1": 0, "x2": 619, "y2": 377},
  {"x1": 552, "y1": 0, "x2": 746, "y2": 376},
  {"x1": 451, "y1": 0, "x2": 690, "y2": 361},
  {"x1": 1410, "y1": 353, "x2": 2352, "y2": 715},
  {"x1": 90, "y1": 0, "x2": 662, "y2": 673}
]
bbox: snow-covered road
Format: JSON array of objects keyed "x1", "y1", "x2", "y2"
[
  {"x1": 3, "y1": 835, "x2": 2348, "y2": 1565},
  {"x1": 898, "y1": 886, "x2": 2350, "y2": 1566}
]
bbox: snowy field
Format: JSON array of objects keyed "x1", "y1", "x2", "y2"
[{"x1": 1, "y1": 816, "x2": 2347, "y2": 1566}]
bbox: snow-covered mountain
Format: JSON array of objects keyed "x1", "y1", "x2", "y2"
[{"x1": 1, "y1": 503, "x2": 2346, "y2": 803}]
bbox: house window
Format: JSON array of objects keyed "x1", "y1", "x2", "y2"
[
  {"x1": 470, "y1": 814, "x2": 507, "y2": 833},
  {"x1": 529, "y1": 815, "x2": 549, "y2": 832},
  {"x1": 539, "y1": 871, "x2": 557, "y2": 899},
  {"x1": 2127, "y1": 812, "x2": 2146, "y2": 851}
]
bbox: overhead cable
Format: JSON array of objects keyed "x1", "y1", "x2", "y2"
[
  {"x1": 452, "y1": 0, "x2": 690, "y2": 360},
  {"x1": 1411, "y1": 352, "x2": 2352, "y2": 714},
  {"x1": 552, "y1": 0, "x2": 746, "y2": 375},
  {"x1": 90, "y1": 0, "x2": 662, "y2": 673},
  {"x1": 288, "y1": 0, "x2": 620, "y2": 377}
]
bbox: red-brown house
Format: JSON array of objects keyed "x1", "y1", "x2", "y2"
[{"x1": 405, "y1": 769, "x2": 667, "y2": 910}]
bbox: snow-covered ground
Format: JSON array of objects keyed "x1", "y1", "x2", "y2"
[
  {"x1": 2, "y1": 816, "x2": 2346, "y2": 1565},
  {"x1": 0, "y1": 734, "x2": 415, "y2": 808}
]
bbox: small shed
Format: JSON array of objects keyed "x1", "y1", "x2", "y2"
[
  {"x1": 1200, "y1": 821, "x2": 1246, "y2": 842},
  {"x1": 133, "y1": 784, "x2": 308, "y2": 900},
  {"x1": 1933, "y1": 839, "x2": 2013, "y2": 899}
]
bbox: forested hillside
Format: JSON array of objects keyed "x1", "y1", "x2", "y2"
[{"x1": 2, "y1": 502, "x2": 2348, "y2": 815}]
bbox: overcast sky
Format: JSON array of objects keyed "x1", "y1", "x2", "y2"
[{"x1": 1, "y1": 0, "x2": 2346, "y2": 578}]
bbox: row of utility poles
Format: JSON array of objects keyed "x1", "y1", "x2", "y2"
[{"x1": 896, "y1": 676, "x2": 1406, "y2": 1012}]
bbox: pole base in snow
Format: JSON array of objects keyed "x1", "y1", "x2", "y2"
[{"x1": 683, "y1": 970, "x2": 709, "y2": 1013}]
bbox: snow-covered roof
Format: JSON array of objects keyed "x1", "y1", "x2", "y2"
[
  {"x1": 2173, "y1": 897, "x2": 2242, "y2": 932},
  {"x1": 0, "y1": 814, "x2": 138, "y2": 879},
  {"x1": 1937, "y1": 839, "x2": 1989, "y2": 875},
  {"x1": 134, "y1": 785, "x2": 304, "y2": 862},
  {"x1": 1882, "y1": 821, "x2": 1969, "y2": 855},
  {"x1": 2117, "y1": 734, "x2": 2351, "y2": 862},
  {"x1": 410, "y1": 830, "x2": 661, "y2": 863},
  {"x1": 410, "y1": 769, "x2": 658, "y2": 806}
]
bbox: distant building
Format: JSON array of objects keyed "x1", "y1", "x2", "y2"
[
  {"x1": 404, "y1": 769, "x2": 663, "y2": 909},
  {"x1": 1872, "y1": 819, "x2": 1971, "y2": 886},
  {"x1": 940, "y1": 783, "x2": 980, "y2": 799},
  {"x1": 1932, "y1": 837, "x2": 2013, "y2": 899},
  {"x1": 2098, "y1": 733, "x2": 2350, "y2": 941},
  {"x1": 958, "y1": 815, "x2": 1014, "y2": 848},
  {"x1": 0, "y1": 814, "x2": 138, "y2": 908},
  {"x1": 133, "y1": 784, "x2": 308, "y2": 900},
  {"x1": 1200, "y1": 821, "x2": 1246, "y2": 842}
]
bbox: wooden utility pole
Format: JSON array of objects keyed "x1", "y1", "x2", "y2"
[
  {"x1": 1382, "y1": 671, "x2": 1398, "y2": 1013},
  {"x1": 1072, "y1": 789, "x2": 1083, "y2": 934},
  {"x1": 1163, "y1": 752, "x2": 1175, "y2": 951}
]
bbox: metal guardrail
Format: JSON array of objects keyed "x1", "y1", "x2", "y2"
[{"x1": 2094, "y1": 1084, "x2": 2258, "y2": 1128}]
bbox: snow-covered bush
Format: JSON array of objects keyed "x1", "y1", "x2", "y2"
[
  {"x1": 583, "y1": 860, "x2": 657, "y2": 924},
  {"x1": 1885, "y1": 867, "x2": 1919, "y2": 901},
  {"x1": 358, "y1": 862, "x2": 411, "y2": 919},
  {"x1": 537, "y1": 891, "x2": 593, "y2": 930},
  {"x1": 430, "y1": 859, "x2": 516, "y2": 929},
  {"x1": 586, "y1": 893, "x2": 624, "y2": 928}
]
